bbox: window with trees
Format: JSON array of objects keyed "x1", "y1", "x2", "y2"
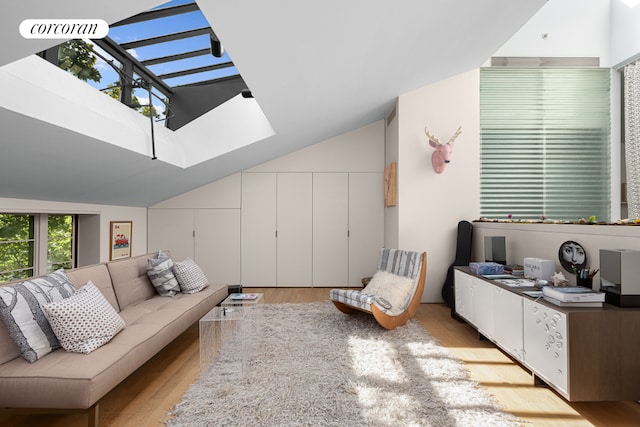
[{"x1": 0, "y1": 214, "x2": 76, "y2": 282}]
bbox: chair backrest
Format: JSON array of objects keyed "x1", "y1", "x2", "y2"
[{"x1": 378, "y1": 248, "x2": 422, "y2": 281}]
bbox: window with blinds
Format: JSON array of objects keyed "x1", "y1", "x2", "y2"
[{"x1": 480, "y1": 68, "x2": 611, "y2": 222}]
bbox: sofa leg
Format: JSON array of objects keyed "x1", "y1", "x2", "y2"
[{"x1": 88, "y1": 403, "x2": 99, "y2": 427}]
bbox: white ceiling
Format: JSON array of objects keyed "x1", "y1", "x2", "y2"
[{"x1": 0, "y1": 0, "x2": 545, "y2": 207}]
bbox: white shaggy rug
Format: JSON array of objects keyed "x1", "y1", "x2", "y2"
[{"x1": 167, "y1": 301, "x2": 521, "y2": 427}]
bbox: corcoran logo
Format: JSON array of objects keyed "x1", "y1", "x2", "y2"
[{"x1": 19, "y1": 19, "x2": 108, "y2": 39}]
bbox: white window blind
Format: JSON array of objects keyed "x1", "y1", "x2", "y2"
[{"x1": 480, "y1": 68, "x2": 611, "y2": 221}]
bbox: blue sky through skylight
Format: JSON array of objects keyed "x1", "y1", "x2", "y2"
[{"x1": 83, "y1": 0, "x2": 240, "y2": 121}]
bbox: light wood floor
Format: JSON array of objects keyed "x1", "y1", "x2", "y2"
[{"x1": 2, "y1": 287, "x2": 639, "y2": 427}]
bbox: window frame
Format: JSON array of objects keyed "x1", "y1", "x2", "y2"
[
  {"x1": 0, "y1": 213, "x2": 77, "y2": 282},
  {"x1": 479, "y1": 66, "x2": 612, "y2": 222}
]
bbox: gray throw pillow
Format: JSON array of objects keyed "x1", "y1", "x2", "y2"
[
  {"x1": 173, "y1": 258, "x2": 209, "y2": 294},
  {"x1": 147, "y1": 250, "x2": 181, "y2": 297},
  {"x1": 0, "y1": 269, "x2": 76, "y2": 363}
]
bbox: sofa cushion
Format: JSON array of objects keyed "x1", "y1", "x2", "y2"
[
  {"x1": 146, "y1": 251, "x2": 180, "y2": 297},
  {"x1": 107, "y1": 253, "x2": 158, "y2": 310},
  {"x1": 43, "y1": 281, "x2": 126, "y2": 354},
  {"x1": 0, "y1": 269, "x2": 76, "y2": 363},
  {"x1": 173, "y1": 258, "x2": 209, "y2": 294},
  {"x1": 65, "y1": 263, "x2": 120, "y2": 312}
]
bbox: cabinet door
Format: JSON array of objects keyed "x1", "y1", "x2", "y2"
[
  {"x1": 147, "y1": 209, "x2": 194, "y2": 261},
  {"x1": 454, "y1": 270, "x2": 473, "y2": 322},
  {"x1": 348, "y1": 173, "x2": 384, "y2": 287},
  {"x1": 194, "y1": 209, "x2": 240, "y2": 287},
  {"x1": 277, "y1": 173, "x2": 312, "y2": 287},
  {"x1": 241, "y1": 173, "x2": 277, "y2": 286},
  {"x1": 494, "y1": 287, "x2": 524, "y2": 361},
  {"x1": 473, "y1": 278, "x2": 495, "y2": 339},
  {"x1": 523, "y1": 299, "x2": 568, "y2": 394},
  {"x1": 313, "y1": 173, "x2": 349, "y2": 286}
]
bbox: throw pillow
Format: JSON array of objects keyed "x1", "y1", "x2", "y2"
[
  {"x1": 0, "y1": 269, "x2": 76, "y2": 363},
  {"x1": 147, "y1": 250, "x2": 181, "y2": 297},
  {"x1": 42, "y1": 281, "x2": 125, "y2": 354},
  {"x1": 361, "y1": 269, "x2": 415, "y2": 312},
  {"x1": 173, "y1": 258, "x2": 209, "y2": 294}
]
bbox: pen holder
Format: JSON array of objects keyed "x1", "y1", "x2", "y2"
[{"x1": 577, "y1": 276, "x2": 593, "y2": 289}]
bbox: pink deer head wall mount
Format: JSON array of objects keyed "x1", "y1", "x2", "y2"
[{"x1": 425, "y1": 126, "x2": 462, "y2": 174}]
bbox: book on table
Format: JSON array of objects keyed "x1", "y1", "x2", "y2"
[
  {"x1": 229, "y1": 293, "x2": 259, "y2": 300},
  {"x1": 542, "y1": 286, "x2": 605, "y2": 302},
  {"x1": 543, "y1": 295, "x2": 603, "y2": 308}
]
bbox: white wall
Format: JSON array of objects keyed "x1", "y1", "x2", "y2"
[
  {"x1": 246, "y1": 121, "x2": 384, "y2": 173},
  {"x1": 391, "y1": 69, "x2": 481, "y2": 302},
  {"x1": 493, "y1": 0, "x2": 611, "y2": 64},
  {"x1": 0, "y1": 197, "x2": 147, "y2": 265},
  {"x1": 610, "y1": 0, "x2": 640, "y2": 66}
]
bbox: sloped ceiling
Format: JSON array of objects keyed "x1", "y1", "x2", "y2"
[{"x1": 0, "y1": 0, "x2": 545, "y2": 207}]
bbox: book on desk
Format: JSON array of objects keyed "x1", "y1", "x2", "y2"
[{"x1": 542, "y1": 286, "x2": 605, "y2": 303}]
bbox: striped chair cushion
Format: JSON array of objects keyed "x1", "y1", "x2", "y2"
[
  {"x1": 330, "y1": 248, "x2": 422, "y2": 315},
  {"x1": 329, "y1": 289, "x2": 377, "y2": 312},
  {"x1": 378, "y1": 248, "x2": 421, "y2": 280}
]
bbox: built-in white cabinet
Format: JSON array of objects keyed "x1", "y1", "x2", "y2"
[
  {"x1": 277, "y1": 173, "x2": 313, "y2": 287},
  {"x1": 148, "y1": 208, "x2": 241, "y2": 286},
  {"x1": 148, "y1": 209, "x2": 195, "y2": 262},
  {"x1": 240, "y1": 172, "x2": 382, "y2": 288},
  {"x1": 493, "y1": 287, "x2": 524, "y2": 362},
  {"x1": 194, "y1": 210, "x2": 241, "y2": 287},
  {"x1": 453, "y1": 270, "x2": 494, "y2": 337},
  {"x1": 312, "y1": 173, "x2": 349, "y2": 287},
  {"x1": 523, "y1": 299, "x2": 568, "y2": 394},
  {"x1": 473, "y1": 278, "x2": 495, "y2": 338},
  {"x1": 454, "y1": 267, "x2": 640, "y2": 401},
  {"x1": 454, "y1": 270, "x2": 473, "y2": 322},
  {"x1": 241, "y1": 173, "x2": 277, "y2": 286}
]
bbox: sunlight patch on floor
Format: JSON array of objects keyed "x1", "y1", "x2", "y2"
[{"x1": 348, "y1": 336, "x2": 406, "y2": 382}]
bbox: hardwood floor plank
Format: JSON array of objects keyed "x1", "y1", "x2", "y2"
[{"x1": 1, "y1": 288, "x2": 638, "y2": 426}]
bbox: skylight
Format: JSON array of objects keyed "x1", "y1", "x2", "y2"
[{"x1": 38, "y1": 0, "x2": 248, "y2": 131}]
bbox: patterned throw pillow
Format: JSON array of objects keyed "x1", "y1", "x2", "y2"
[
  {"x1": 0, "y1": 269, "x2": 76, "y2": 363},
  {"x1": 42, "y1": 281, "x2": 125, "y2": 354},
  {"x1": 173, "y1": 258, "x2": 209, "y2": 294},
  {"x1": 146, "y1": 250, "x2": 181, "y2": 297}
]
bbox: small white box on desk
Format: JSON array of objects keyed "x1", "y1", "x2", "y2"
[{"x1": 523, "y1": 257, "x2": 555, "y2": 282}]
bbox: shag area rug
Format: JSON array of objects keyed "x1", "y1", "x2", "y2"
[{"x1": 167, "y1": 301, "x2": 521, "y2": 427}]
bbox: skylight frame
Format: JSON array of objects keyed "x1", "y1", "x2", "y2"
[{"x1": 105, "y1": 0, "x2": 239, "y2": 89}]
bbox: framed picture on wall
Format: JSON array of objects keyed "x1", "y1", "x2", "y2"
[{"x1": 110, "y1": 221, "x2": 132, "y2": 261}]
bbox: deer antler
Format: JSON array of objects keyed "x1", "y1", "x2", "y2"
[
  {"x1": 446, "y1": 126, "x2": 462, "y2": 145},
  {"x1": 424, "y1": 127, "x2": 441, "y2": 145}
]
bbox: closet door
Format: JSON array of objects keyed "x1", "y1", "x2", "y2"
[
  {"x1": 241, "y1": 173, "x2": 277, "y2": 286},
  {"x1": 147, "y1": 209, "x2": 194, "y2": 261},
  {"x1": 313, "y1": 173, "x2": 348, "y2": 286},
  {"x1": 277, "y1": 173, "x2": 312, "y2": 287},
  {"x1": 194, "y1": 209, "x2": 241, "y2": 287},
  {"x1": 348, "y1": 173, "x2": 384, "y2": 287}
]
